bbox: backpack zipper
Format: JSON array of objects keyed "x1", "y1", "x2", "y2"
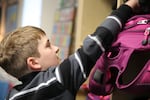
[
  {"x1": 142, "y1": 27, "x2": 150, "y2": 45},
  {"x1": 137, "y1": 19, "x2": 150, "y2": 24},
  {"x1": 125, "y1": 19, "x2": 150, "y2": 29}
]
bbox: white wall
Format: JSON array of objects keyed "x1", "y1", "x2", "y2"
[
  {"x1": 17, "y1": 0, "x2": 60, "y2": 38},
  {"x1": 21, "y1": 0, "x2": 42, "y2": 27},
  {"x1": 40, "y1": 0, "x2": 60, "y2": 38}
]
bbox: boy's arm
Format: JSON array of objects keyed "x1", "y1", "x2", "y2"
[{"x1": 58, "y1": 0, "x2": 139, "y2": 94}]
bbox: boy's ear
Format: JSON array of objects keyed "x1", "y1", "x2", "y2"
[{"x1": 27, "y1": 57, "x2": 42, "y2": 70}]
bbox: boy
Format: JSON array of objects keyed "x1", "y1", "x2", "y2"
[{"x1": 0, "y1": 0, "x2": 140, "y2": 100}]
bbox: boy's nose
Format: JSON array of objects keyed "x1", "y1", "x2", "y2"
[{"x1": 54, "y1": 46, "x2": 59, "y2": 53}]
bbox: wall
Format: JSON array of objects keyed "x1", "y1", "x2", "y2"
[
  {"x1": 17, "y1": 0, "x2": 60, "y2": 38},
  {"x1": 40, "y1": 0, "x2": 60, "y2": 38}
]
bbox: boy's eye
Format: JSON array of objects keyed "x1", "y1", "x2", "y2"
[
  {"x1": 46, "y1": 42, "x2": 50, "y2": 47},
  {"x1": 46, "y1": 40, "x2": 51, "y2": 48}
]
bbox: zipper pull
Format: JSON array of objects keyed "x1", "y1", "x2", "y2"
[
  {"x1": 142, "y1": 27, "x2": 150, "y2": 46},
  {"x1": 137, "y1": 19, "x2": 150, "y2": 24}
]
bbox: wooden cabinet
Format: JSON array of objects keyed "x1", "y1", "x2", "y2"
[{"x1": 74, "y1": 0, "x2": 114, "y2": 50}]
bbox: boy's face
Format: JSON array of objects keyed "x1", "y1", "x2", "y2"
[{"x1": 36, "y1": 35, "x2": 60, "y2": 70}]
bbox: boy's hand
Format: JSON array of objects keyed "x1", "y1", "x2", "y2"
[
  {"x1": 125, "y1": 0, "x2": 150, "y2": 14},
  {"x1": 138, "y1": 0, "x2": 150, "y2": 13},
  {"x1": 139, "y1": 0, "x2": 150, "y2": 6},
  {"x1": 125, "y1": 0, "x2": 139, "y2": 10}
]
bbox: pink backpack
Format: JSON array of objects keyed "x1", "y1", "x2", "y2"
[{"x1": 89, "y1": 14, "x2": 150, "y2": 97}]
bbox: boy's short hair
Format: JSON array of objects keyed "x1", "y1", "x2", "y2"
[{"x1": 0, "y1": 26, "x2": 46, "y2": 78}]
